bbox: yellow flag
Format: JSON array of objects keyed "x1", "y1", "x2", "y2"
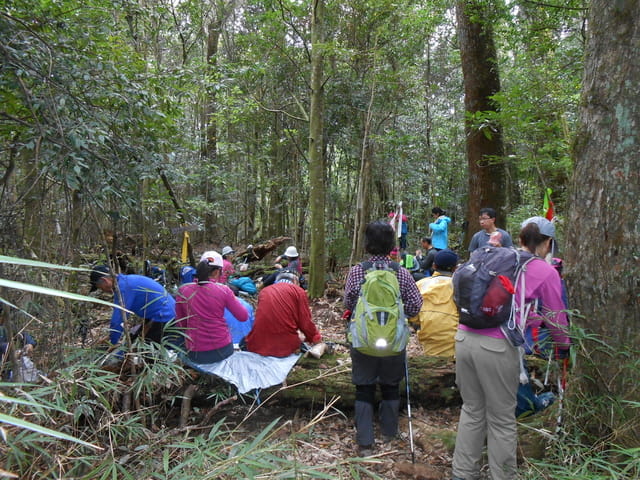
[{"x1": 181, "y1": 231, "x2": 190, "y2": 263}]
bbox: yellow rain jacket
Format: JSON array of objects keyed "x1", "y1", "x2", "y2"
[{"x1": 411, "y1": 272, "x2": 459, "y2": 357}]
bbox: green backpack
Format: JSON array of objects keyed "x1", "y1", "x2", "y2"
[{"x1": 348, "y1": 261, "x2": 409, "y2": 357}]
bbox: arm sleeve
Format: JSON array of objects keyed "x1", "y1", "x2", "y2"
[
  {"x1": 295, "y1": 289, "x2": 322, "y2": 343},
  {"x1": 21, "y1": 332, "x2": 37, "y2": 347},
  {"x1": 501, "y1": 231, "x2": 513, "y2": 248},
  {"x1": 110, "y1": 306, "x2": 124, "y2": 345},
  {"x1": 538, "y1": 276, "x2": 570, "y2": 347},
  {"x1": 398, "y1": 267, "x2": 423, "y2": 317},
  {"x1": 343, "y1": 265, "x2": 362, "y2": 312},
  {"x1": 175, "y1": 290, "x2": 188, "y2": 327},
  {"x1": 424, "y1": 250, "x2": 436, "y2": 273},
  {"x1": 226, "y1": 289, "x2": 250, "y2": 323},
  {"x1": 468, "y1": 233, "x2": 479, "y2": 253},
  {"x1": 429, "y1": 219, "x2": 445, "y2": 232}
]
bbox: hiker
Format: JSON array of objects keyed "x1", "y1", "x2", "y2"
[
  {"x1": 415, "y1": 236, "x2": 436, "y2": 277},
  {"x1": 468, "y1": 207, "x2": 513, "y2": 254},
  {"x1": 176, "y1": 251, "x2": 249, "y2": 363},
  {"x1": 274, "y1": 245, "x2": 302, "y2": 275},
  {"x1": 262, "y1": 245, "x2": 304, "y2": 288},
  {"x1": 452, "y1": 216, "x2": 570, "y2": 480},
  {"x1": 412, "y1": 249, "x2": 459, "y2": 357},
  {"x1": 400, "y1": 251, "x2": 422, "y2": 281},
  {"x1": 516, "y1": 255, "x2": 569, "y2": 418},
  {"x1": 220, "y1": 246, "x2": 236, "y2": 284},
  {"x1": 388, "y1": 210, "x2": 409, "y2": 250},
  {"x1": 343, "y1": 221, "x2": 422, "y2": 456},
  {"x1": 90, "y1": 265, "x2": 176, "y2": 347},
  {"x1": 429, "y1": 207, "x2": 451, "y2": 250},
  {"x1": 242, "y1": 271, "x2": 321, "y2": 357},
  {"x1": 0, "y1": 313, "x2": 38, "y2": 381},
  {"x1": 178, "y1": 265, "x2": 197, "y2": 285}
]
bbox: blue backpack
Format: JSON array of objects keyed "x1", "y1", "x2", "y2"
[
  {"x1": 230, "y1": 276, "x2": 257, "y2": 294},
  {"x1": 179, "y1": 266, "x2": 197, "y2": 285}
]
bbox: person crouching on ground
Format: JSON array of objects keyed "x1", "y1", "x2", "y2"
[
  {"x1": 413, "y1": 249, "x2": 459, "y2": 357},
  {"x1": 243, "y1": 272, "x2": 321, "y2": 357},
  {"x1": 343, "y1": 221, "x2": 422, "y2": 456},
  {"x1": 90, "y1": 265, "x2": 176, "y2": 347},
  {"x1": 176, "y1": 251, "x2": 249, "y2": 363},
  {"x1": 220, "y1": 245, "x2": 236, "y2": 284}
]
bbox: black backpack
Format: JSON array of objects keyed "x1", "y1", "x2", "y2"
[{"x1": 452, "y1": 247, "x2": 534, "y2": 330}]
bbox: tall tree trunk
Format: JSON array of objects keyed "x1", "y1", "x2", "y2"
[
  {"x1": 202, "y1": 4, "x2": 226, "y2": 243},
  {"x1": 350, "y1": 80, "x2": 377, "y2": 265},
  {"x1": 308, "y1": 0, "x2": 326, "y2": 298},
  {"x1": 266, "y1": 113, "x2": 287, "y2": 240},
  {"x1": 564, "y1": 0, "x2": 640, "y2": 448},
  {"x1": 456, "y1": 1, "x2": 507, "y2": 247}
]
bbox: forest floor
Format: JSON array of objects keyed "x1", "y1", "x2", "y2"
[
  {"x1": 80, "y1": 274, "x2": 549, "y2": 479},
  {"x1": 212, "y1": 296, "x2": 464, "y2": 480}
]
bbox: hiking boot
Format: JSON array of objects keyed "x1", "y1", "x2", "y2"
[
  {"x1": 382, "y1": 434, "x2": 398, "y2": 443},
  {"x1": 357, "y1": 445, "x2": 374, "y2": 457}
]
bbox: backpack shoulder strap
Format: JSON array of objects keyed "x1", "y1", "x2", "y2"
[
  {"x1": 360, "y1": 261, "x2": 374, "y2": 272},
  {"x1": 387, "y1": 261, "x2": 400, "y2": 273}
]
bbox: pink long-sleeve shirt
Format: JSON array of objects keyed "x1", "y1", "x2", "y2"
[
  {"x1": 459, "y1": 257, "x2": 570, "y2": 346},
  {"x1": 176, "y1": 281, "x2": 249, "y2": 352}
]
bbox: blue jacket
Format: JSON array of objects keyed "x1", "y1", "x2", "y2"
[
  {"x1": 429, "y1": 215, "x2": 451, "y2": 249},
  {"x1": 110, "y1": 274, "x2": 176, "y2": 345}
]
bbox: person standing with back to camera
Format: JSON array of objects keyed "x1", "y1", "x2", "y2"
[
  {"x1": 452, "y1": 216, "x2": 570, "y2": 480},
  {"x1": 344, "y1": 221, "x2": 422, "y2": 456}
]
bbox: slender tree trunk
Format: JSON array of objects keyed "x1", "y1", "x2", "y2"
[
  {"x1": 307, "y1": 0, "x2": 326, "y2": 298},
  {"x1": 267, "y1": 113, "x2": 287, "y2": 239},
  {"x1": 456, "y1": 1, "x2": 507, "y2": 246},
  {"x1": 201, "y1": 16, "x2": 222, "y2": 242},
  {"x1": 564, "y1": 0, "x2": 640, "y2": 448},
  {"x1": 350, "y1": 80, "x2": 377, "y2": 265}
]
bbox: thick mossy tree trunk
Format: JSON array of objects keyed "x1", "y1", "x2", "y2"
[
  {"x1": 564, "y1": 0, "x2": 640, "y2": 448},
  {"x1": 307, "y1": 0, "x2": 327, "y2": 299},
  {"x1": 456, "y1": 1, "x2": 508, "y2": 247}
]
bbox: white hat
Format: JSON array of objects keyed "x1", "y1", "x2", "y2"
[
  {"x1": 200, "y1": 251, "x2": 223, "y2": 267},
  {"x1": 221, "y1": 246, "x2": 235, "y2": 256},
  {"x1": 284, "y1": 246, "x2": 299, "y2": 258},
  {"x1": 521, "y1": 216, "x2": 556, "y2": 238}
]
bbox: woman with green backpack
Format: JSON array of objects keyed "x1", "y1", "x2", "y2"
[{"x1": 343, "y1": 221, "x2": 422, "y2": 457}]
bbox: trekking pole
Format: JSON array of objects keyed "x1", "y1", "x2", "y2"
[
  {"x1": 555, "y1": 357, "x2": 569, "y2": 437},
  {"x1": 404, "y1": 350, "x2": 415, "y2": 464}
]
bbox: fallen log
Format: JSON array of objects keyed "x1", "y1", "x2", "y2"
[
  {"x1": 273, "y1": 353, "x2": 461, "y2": 410},
  {"x1": 234, "y1": 236, "x2": 292, "y2": 263}
]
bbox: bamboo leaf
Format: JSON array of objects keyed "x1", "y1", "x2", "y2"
[
  {"x1": 0, "y1": 255, "x2": 90, "y2": 271},
  {"x1": 0, "y1": 278, "x2": 131, "y2": 313},
  {"x1": 0, "y1": 412, "x2": 102, "y2": 450}
]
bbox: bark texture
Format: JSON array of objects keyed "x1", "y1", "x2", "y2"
[
  {"x1": 564, "y1": 0, "x2": 640, "y2": 447},
  {"x1": 456, "y1": 1, "x2": 507, "y2": 246}
]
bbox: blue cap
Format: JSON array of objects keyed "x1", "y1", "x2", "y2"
[{"x1": 434, "y1": 249, "x2": 458, "y2": 269}]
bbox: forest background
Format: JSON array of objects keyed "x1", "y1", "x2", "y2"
[{"x1": 1, "y1": 0, "x2": 639, "y2": 478}]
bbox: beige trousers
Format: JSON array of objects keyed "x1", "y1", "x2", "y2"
[{"x1": 452, "y1": 329, "x2": 520, "y2": 480}]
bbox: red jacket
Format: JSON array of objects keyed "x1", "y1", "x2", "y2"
[{"x1": 246, "y1": 282, "x2": 321, "y2": 357}]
